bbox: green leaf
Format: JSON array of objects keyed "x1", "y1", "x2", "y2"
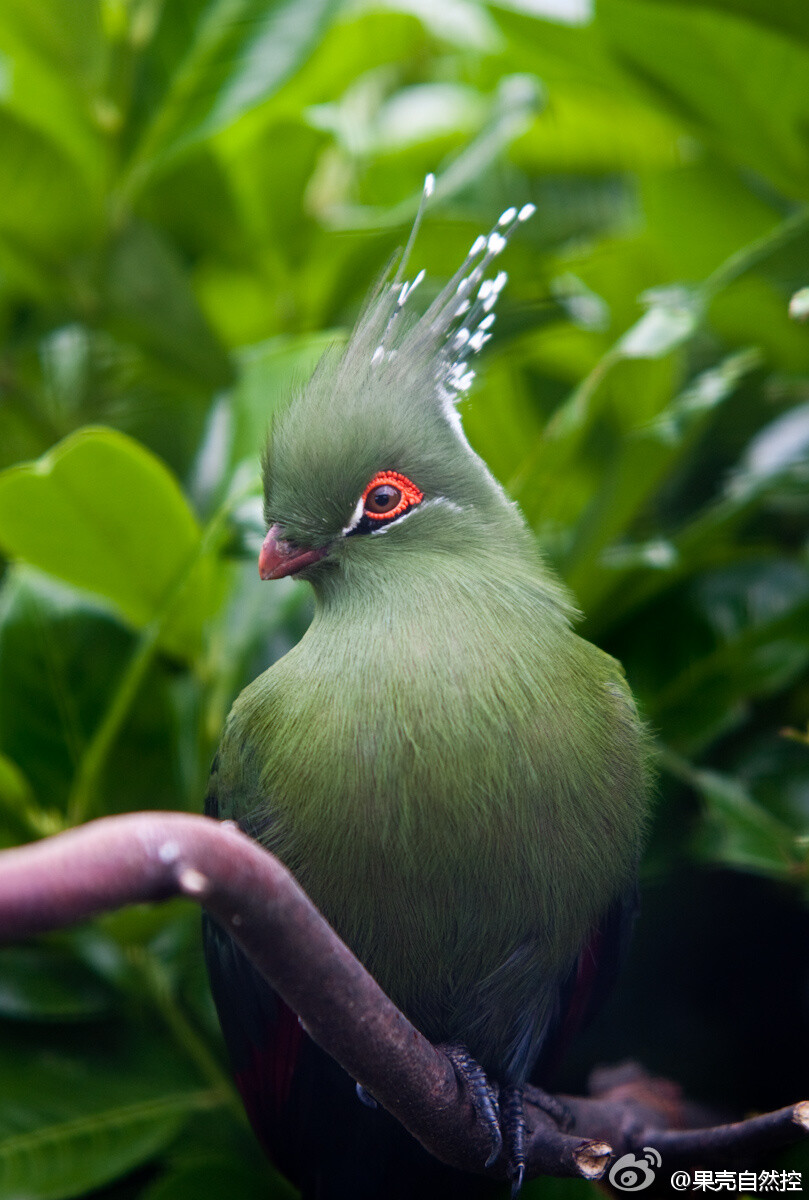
[
  {"x1": 0, "y1": 2, "x2": 105, "y2": 195},
  {"x1": 0, "y1": 1019, "x2": 223, "y2": 1200},
  {"x1": 192, "y1": 330, "x2": 342, "y2": 511},
  {"x1": 226, "y1": 331, "x2": 340, "y2": 475},
  {"x1": 647, "y1": 560, "x2": 809, "y2": 752},
  {"x1": 730, "y1": 403, "x2": 809, "y2": 496},
  {"x1": 663, "y1": 754, "x2": 801, "y2": 879},
  {"x1": 601, "y1": 0, "x2": 809, "y2": 198},
  {"x1": 512, "y1": 80, "x2": 683, "y2": 173},
  {"x1": 572, "y1": 350, "x2": 762, "y2": 610},
  {"x1": 0, "y1": 753, "x2": 33, "y2": 812},
  {"x1": 0, "y1": 1097, "x2": 186, "y2": 1200},
  {"x1": 617, "y1": 288, "x2": 701, "y2": 359},
  {"x1": 0, "y1": 568, "x2": 186, "y2": 817},
  {"x1": 0, "y1": 429, "x2": 220, "y2": 660},
  {"x1": 0, "y1": 112, "x2": 97, "y2": 254},
  {"x1": 671, "y1": 0, "x2": 809, "y2": 49},
  {"x1": 0, "y1": 947, "x2": 111, "y2": 1022},
  {"x1": 124, "y1": 0, "x2": 338, "y2": 191},
  {"x1": 0, "y1": 752, "x2": 41, "y2": 843},
  {"x1": 102, "y1": 222, "x2": 232, "y2": 390}
]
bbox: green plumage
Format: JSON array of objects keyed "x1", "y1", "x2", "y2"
[{"x1": 209, "y1": 225, "x2": 651, "y2": 1087}]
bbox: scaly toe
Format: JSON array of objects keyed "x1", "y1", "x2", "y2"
[
  {"x1": 441, "y1": 1044, "x2": 503, "y2": 1167},
  {"x1": 525, "y1": 1083, "x2": 573, "y2": 1132},
  {"x1": 501, "y1": 1084, "x2": 527, "y2": 1195}
]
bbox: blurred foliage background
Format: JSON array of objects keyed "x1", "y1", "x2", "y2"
[{"x1": 0, "y1": 0, "x2": 807, "y2": 1196}]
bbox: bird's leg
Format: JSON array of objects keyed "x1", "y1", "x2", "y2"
[
  {"x1": 440, "y1": 1050, "x2": 575, "y2": 1194},
  {"x1": 500, "y1": 1084, "x2": 573, "y2": 1194},
  {"x1": 500, "y1": 1085, "x2": 526, "y2": 1195},
  {"x1": 441, "y1": 1044, "x2": 503, "y2": 1167}
]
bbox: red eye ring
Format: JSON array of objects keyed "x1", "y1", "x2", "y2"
[{"x1": 361, "y1": 471, "x2": 423, "y2": 521}]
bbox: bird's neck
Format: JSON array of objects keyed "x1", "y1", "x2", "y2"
[{"x1": 309, "y1": 518, "x2": 571, "y2": 633}]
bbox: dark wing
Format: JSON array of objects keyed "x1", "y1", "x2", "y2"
[
  {"x1": 533, "y1": 884, "x2": 639, "y2": 1083},
  {"x1": 202, "y1": 916, "x2": 303, "y2": 1161}
]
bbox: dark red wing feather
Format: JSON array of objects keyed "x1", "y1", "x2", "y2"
[{"x1": 535, "y1": 886, "x2": 639, "y2": 1082}]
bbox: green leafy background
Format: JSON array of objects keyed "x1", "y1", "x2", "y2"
[{"x1": 0, "y1": 0, "x2": 807, "y2": 1196}]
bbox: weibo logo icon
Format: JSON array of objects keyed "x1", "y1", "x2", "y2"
[{"x1": 608, "y1": 1147, "x2": 662, "y2": 1191}]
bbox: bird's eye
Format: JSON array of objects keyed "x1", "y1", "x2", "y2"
[
  {"x1": 365, "y1": 484, "x2": 401, "y2": 514},
  {"x1": 360, "y1": 470, "x2": 423, "y2": 524}
]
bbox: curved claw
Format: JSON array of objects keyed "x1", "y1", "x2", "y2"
[
  {"x1": 485, "y1": 1131, "x2": 504, "y2": 1170},
  {"x1": 510, "y1": 1162, "x2": 525, "y2": 1197},
  {"x1": 355, "y1": 1082, "x2": 378, "y2": 1109}
]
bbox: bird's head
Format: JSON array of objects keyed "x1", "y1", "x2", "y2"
[{"x1": 259, "y1": 184, "x2": 536, "y2": 590}]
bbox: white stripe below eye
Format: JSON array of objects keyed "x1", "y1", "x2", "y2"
[{"x1": 369, "y1": 496, "x2": 464, "y2": 534}]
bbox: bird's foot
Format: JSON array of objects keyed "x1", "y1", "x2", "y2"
[
  {"x1": 441, "y1": 1044, "x2": 502, "y2": 1167},
  {"x1": 524, "y1": 1082, "x2": 573, "y2": 1132},
  {"x1": 441, "y1": 1051, "x2": 574, "y2": 1194},
  {"x1": 500, "y1": 1085, "x2": 572, "y2": 1194}
]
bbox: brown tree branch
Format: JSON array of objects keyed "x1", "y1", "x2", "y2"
[{"x1": 0, "y1": 812, "x2": 805, "y2": 1184}]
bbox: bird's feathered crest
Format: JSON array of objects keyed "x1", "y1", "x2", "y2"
[
  {"x1": 264, "y1": 180, "x2": 536, "y2": 544},
  {"x1": 347, "y1": 176, "x2": 535, "y2": 429}
]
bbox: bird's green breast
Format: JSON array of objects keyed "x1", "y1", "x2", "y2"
[{"x1": 216, "y1": 555, "x2": 648, "y2": 1076}]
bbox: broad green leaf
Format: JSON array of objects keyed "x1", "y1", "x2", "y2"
[
  {"x1": 102, "y1": 222, "x2": 232, "y2": 390},
  {"x1": 308, "y1": 81, "x2": 488, "y2": 155},
  {"x1": 617, "y1": 288, "x2": 701, "y2": 359},
  {"x1": 313, "y1": 74, "x2": 540, "y2": 230},
  {"x1": 0, "y1": 753, "x2": 33, "y2": 812},
  {"x1": 124, "y1": 0, "x2": 337, "y2": 192},
  {"x1": 734, "y1": 734, "x2": 809, "y2": 835},
  {"x1": 0, "y1": 1017, "x2": 221, "y2": 1200},
  {"x1": 230, "y1": 8, "x2": 433, "y2": 153},
  {"x1": 644, "y1": 349, "x2": 762, "y2": 448},
  {"x1": 0, "y1": 948, "x2": 111, "y2": 1022},
  {"x1": 640, "y1": 160, "x2": 785, "y2": 283},
  {"x1": 0, "y1": 752, "x2": 42, "y2": 843},
  {"x1": 672, "y1": 0, "x2": 809, "y2": 48},
  {"x1": 710, "y1": 277, "x2": 809, "y2": 375},
  {"x1": 0, "y1": 113, "x2": 98, "y2": 254},
  {"x1": 601, "y1": 0, "x2": 809, "y2": 198},
  {"x1": 646, "y1": 561, "x2": 809, "y2": 752},
  {"x1": 733, "y1": 403, "x2": 809, "y2": 491},
  {"x1": 192, "y1": 331, "x2": 341, "y2": 509},
  {"x1": 0, "y1": 429, "x2": 219, "y2": 660},
  {"x1": 227, "y1": 331, "x2": 340, "y2": 472},
  {"x1": 0, "y1": 568, "x2": 185, "y2": 816},
  {"x1": 0, "y1": 1097, "x2": 186, "y2": 1200},
  {"x1": 512, "y1": 80, "x2": 683, "y2": 172},
  {"x1": 0, "y1": 2, "x2": 105, "y2": 195},
  {"x1": 572, "y1": 350, "x2": 762, "y2": 610},
  {"x1": 663, "y1": 755, "x2": 802, "y2": 879}
]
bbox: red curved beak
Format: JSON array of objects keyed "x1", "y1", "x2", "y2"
[{"x1": 258, "y1": 525, "x2": 329, "y2": 580}]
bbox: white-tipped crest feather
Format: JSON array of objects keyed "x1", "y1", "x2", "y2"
[{"x1": 370, "y1": 180, "x2": 535, "y2": 424}]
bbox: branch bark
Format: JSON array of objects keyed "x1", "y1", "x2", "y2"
[{"x1": 0, "y1": 812, "x2": 805, "y2": 1184}]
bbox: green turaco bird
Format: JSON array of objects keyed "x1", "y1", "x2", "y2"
[{"x1": 203, "y1": 180, "x2": 651, "y2": 1199}]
